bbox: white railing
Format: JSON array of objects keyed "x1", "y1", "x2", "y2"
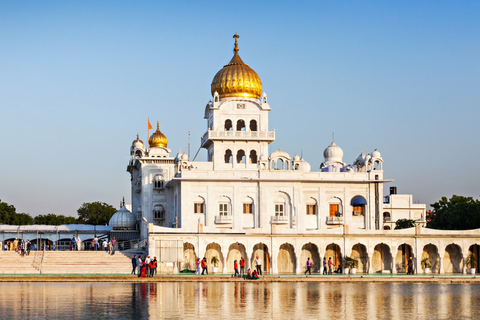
[
  {"x1": 383, "y1": 217, "x2": 391, "y2": 222},
  {"x1": 353, "y1": 211, "x2": 362, "y2": 216},
  {"x1": 201, "y1": 130, "x2": 275, "y2": 145},
  {"x1": 214, "y1": 215, "x2": 233, "y2": 224},
  {"x1": 326, "y1": 216, "x2": 344, "y2": 225},
  {"x1": 271, "y1": 215, "x2": 289, "y2": 224}
]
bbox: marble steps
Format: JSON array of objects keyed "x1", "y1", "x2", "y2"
[{"x1": 0, "y1": 251, "x2": 136, "y2": 274}]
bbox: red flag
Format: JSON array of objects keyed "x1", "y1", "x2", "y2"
[{"x1": 148, "y1": 119, "x2": 153, "y2": 130}]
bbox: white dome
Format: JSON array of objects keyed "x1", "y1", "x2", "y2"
[
  {"x1": 133, "y1": 141, "x2": 144, "y2": 150},
  {"x1": 323, "y1": 142, "x2": 343, "y2": 163},
  {"x1": 182, "y1": 152, "x2": 189, "y2": 160},
  {"x1": 372, "y1": 149, "x2": 381, "y2": 158},
  {"x1": 109, "y1": 206, "x2": 136, "y2": 230},
  {"x1": 293, "y1": 154, "x2": 300, "y2": 161}
]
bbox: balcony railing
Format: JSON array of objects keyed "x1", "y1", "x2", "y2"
[
  {"x1": 326, "y1": 216, "x2": 344, "y2": 225},
  {"x1": 201, "y1": 130, "x2": 275, "y2": 145},
  {"x1": 214, "y1": 215, "x2": 233, "y2": 224},
  {"x1": 383, "y1": 217, "x2": 391, "y2": 222},
  {"x1": 352, "y1": 211, "x2": 363, "y2": 216},
  {"x1": 271, "y1": 215, "x2": 289, "y2": 224}
]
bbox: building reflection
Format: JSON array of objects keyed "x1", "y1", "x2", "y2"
[{"x1": 0, "y1": 282, "x2": 480, "y2": 318}]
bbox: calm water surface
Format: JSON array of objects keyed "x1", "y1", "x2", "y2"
[{"x1": 0, "y1": 282, "x2": 478, "y2": 319}]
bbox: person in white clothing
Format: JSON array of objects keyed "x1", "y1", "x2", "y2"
[{"x1": 255, "y1": 255, "x2": 262, "y2": 275}]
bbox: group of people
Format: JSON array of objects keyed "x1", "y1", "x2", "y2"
[
  {"x1": 132, "y1": 255, "x2": 157, "y2": 278},
  {"x1": 194, "y1": 255, "x2": 263, "y2": 279},
  {"x1": 4, "y1": 239, "x2": 32, "y2": 256}
]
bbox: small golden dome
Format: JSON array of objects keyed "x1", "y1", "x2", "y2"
[
  {"x1": 132, "y1": 133, "x2": 144, "y2": 148},
  {"x1": 149, "y1": 121, "x2": 168, "y2": 148},
  {"x1": 211, "y1": 33, "x2": 262, "y2": 99}
]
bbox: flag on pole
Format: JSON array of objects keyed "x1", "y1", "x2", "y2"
[{"x1": 148, "y1": 118, "x2": 153, "y2": 130}]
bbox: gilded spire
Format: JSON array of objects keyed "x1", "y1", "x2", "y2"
[
  {"x1": 211, "y1": 34, "x2": 262, "y2": 99},
  {"x1": 233, "y1": 33, "x2": 239, "y2": 53},
  {"x1": 148, "y1": 120, "x2": 168, "y2": 148}
]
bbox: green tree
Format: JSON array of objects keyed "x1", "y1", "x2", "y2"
[
  {"x1": 395, "y1": 219, "x2": 416, "y2": 229},
  {"x1": 33, "y1": 213, "x2": 77, "y2": 225},
  {"x1": 14, "y1": 212, "x2": 34, "y2": 225},
  {"x1": 428, "y1": 195, "x2": 480, "y2": 230},
  {"x1": 0, "y1": 200, "x2": 33, "y2": 225},
  {"x1": 77, "y1": 202, "x2": 116, "y2": 225},
  {"x1": 0, "y1": 200, "x2": 18, "y2": 224}
]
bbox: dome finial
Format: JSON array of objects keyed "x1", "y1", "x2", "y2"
[
  {"x1": 136, "y1": 133, "x2": 139, "y2": 139},
  {"x1": 157, "y1": 121, "x2": 159, "y2": 129},
  {"x1": 233, "y1": 33, "x2": 239, "y2": 53}
]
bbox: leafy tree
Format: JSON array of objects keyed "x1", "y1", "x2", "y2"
[
  {"x1": 395, "y1": 219, "x2": 416, "y2": 229},
  {"x1": 33, "y1": 213, "x2": 77, "y2": 225},
  {"x1": 0, "y1": 200, "x2": 18, "y2": 224},
  {"x1": 77, "y1": 202, "x2": 116, "y2": 225},
  {"x1": 14, "y1": 212, "x2": 34, "y2": 225},
  {"x1": 427, "y1": 195, "x2": 480, "y2": 230},
  {"x1": 0, "y1": 200, "x2": 33, "y2": 225}
]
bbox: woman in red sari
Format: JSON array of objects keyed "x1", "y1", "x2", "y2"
[{"x1": 140, "y1": 259, "x2": 147, "y2": 278}]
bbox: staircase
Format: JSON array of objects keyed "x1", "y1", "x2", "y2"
[{"x1": 0, "y1": 250, "x2": 140, "y2": 275}]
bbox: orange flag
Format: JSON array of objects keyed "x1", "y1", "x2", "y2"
[{"x1": 148, "y1": 119, "x2": 153, "y2": 130}]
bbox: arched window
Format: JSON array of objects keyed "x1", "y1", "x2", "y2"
[
  {"x1": 276, "y1": 159, "x2": 284, "y2": 170},
  {"x1": 153, "y1": 175, "x2": 164, "y2": 189},
  {"x1": 135, "y1": 150, "x2": 142, "y2": 158},
  {"x1": 274, "y1": 197, "x2": 286, "y2": 217},
  {"x1": 328, "y1": 197, "x2": 342, "y2": 217},
  {"x1": 225, "y1": 149, "x2": 232, "y2": 163},
  {"x1": 249, "y1": 120, "x2": 257, "y2": 131},
  {"x1": 153, "y1": 204, "x2": 165, "y2": 220},
  {"x1": 194, "y1": 196, "x2": 205, "y2": 214},
  {"x1": 306, "y1": 198, "x2": 317, "y2": 215},
  {"x1": 225, "y1": 119, "x2": 232, "y2": 131},
  {"x1": 383, "y1": 212, "x2": 391, "y2": 222},
  {"x1": 351, "y1": 196, "x2": 367, "y2": 216},
  {"x1": 384, "y1": 226, "x2": 391, "y2": 230},
  {"x1": 249, "y1": 150, "x2": 257, "y2": 164},
  {"x1": 237, "y1": 150, "x2": 246, "y2": 163},
  {"x1": 236, "y1": 119, "x2": 245, "y2": 131},
  {"x1": 243, "y1": 197, "x2": 254, "y2": 214},
  {"x1": 218, "y1": 196, "x2": 231, "y2": 216}
]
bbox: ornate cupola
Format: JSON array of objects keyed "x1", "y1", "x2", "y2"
[
  {"x1": 148, "y1": 121, "x2": 168, "y2": 148},
  {"x1": 211, "y1": 33, "x2": 262, "y2": 99}
]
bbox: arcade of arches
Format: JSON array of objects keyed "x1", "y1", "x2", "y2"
[{"x1": 173, "y1": 238, "x2": 480, "y2": 274}]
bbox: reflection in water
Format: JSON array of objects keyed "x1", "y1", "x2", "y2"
[{"x1": 0, "y1": 282, "x2": 479, "y2": 319}]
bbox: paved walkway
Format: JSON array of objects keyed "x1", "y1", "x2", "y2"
[{"x1": 1, "y1": 274, "x2": 479, "y2": 283}]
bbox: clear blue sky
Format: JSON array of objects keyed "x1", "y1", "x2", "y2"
[{"x1": 1, "y1": 1, "x2": 479, "y2": 217}]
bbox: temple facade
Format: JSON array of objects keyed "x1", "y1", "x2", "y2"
[{"x1": 126, "y1": 34, "x2": 480, "y2": 274}]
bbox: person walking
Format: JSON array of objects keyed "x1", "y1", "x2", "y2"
[
  {"x1": 323, "y1": 257, "x2": 327, "y2": 275},
  {"x1": 328, "y1": 257, "x2": 333, "y2": 275},
  {"x1": 111, "y1": 237, "x2": 117, "y2": 255},
  {"x1": 201, "y1": 257, "x2": 208, "y2": 275},
  {"x1": 240, "y1": 257, "x2": 245, "y2": 277},
  {"x1": 137, "y1": 256, "x2": 142, "y2": 275},
  {"x1": 407, "y1": 257, "x2": 413, "y2": 275},
  {"x1": 234, "y1": 260, "x2": 239, "y2": 277},
  {"x1": 145, "y1": 256, "x2": 151, "y2": 276},
  {"x1": 149, "y1": 258, "x2": 155, "y2": 277},
  {"x1": 94, "y1": 236, "x2": 99, "y2": 251},
  {"x1": 255, "y1": 255, "x2": 262, "y2": 276},
  {"x1": 131, "y1": 255, "x2": 137, "y2": 275},
  {"x1": 305, "y1": 257, "x2": 312, "y2": 275},
  {"x1": 153, "y1": 257, "x2": 158, "y2": 276},
  {"x1": 195, "y1": 258, "x2": 201, "y2": 275}
]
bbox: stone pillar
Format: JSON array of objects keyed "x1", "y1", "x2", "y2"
[
  {"x1": 368, "y1": 256, "x2": 374, "y2": 274},
  {"x1": 462, "y1": 254, "x2": 468, "y2": 274},
  {"x1": 271, "y1": 242, "x2": 278, "y2": 274},
  {"x1": 222, "y1": 247, "x2": 229, "y2": 274},
  {"x1": 391, "y1": 246, "x2": 398, "y2": 274},
  {"x1": 295, "y1": 244, "x2": 302, "y2": 275},
  {"x1": 439, "y1": 254, "x2": 445, "y2": 274}
]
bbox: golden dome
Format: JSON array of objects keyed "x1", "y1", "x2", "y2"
[
  {"x1": 132, "y1": 133, "x2": 144, "y2": 148},
  {"x1": 211, "y1": 33, "x2": 262, "y2": 99},
  {"x1": 148, "y1": 121, "x2": 168, "y2": 148}
]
